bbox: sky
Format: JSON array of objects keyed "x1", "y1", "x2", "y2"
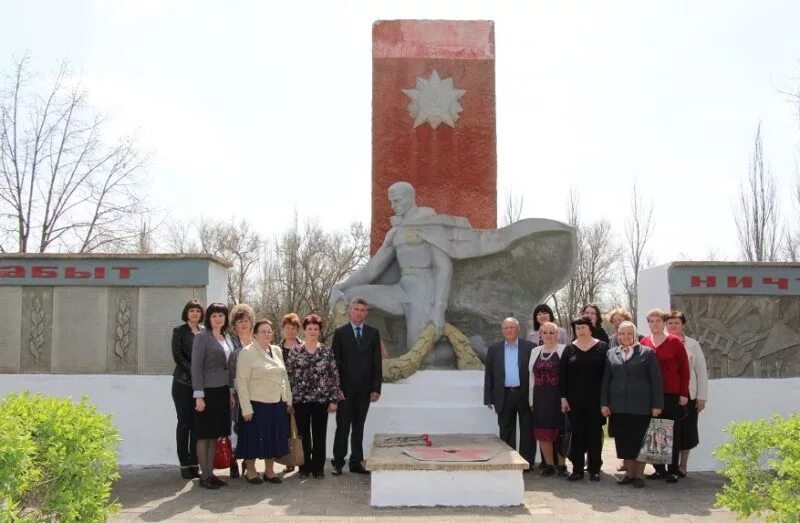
[{"x1": 2, "y1": 0, "x2": 799, "y2": 265}]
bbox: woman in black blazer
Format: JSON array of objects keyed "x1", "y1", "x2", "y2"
[{"x1": 171, "y1": 300, "x2": 204, "y2": 479}]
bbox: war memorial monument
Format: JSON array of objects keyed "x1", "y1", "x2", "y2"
[{"x1": 1, "y1": 16, "x2": 799, "y2": 513}]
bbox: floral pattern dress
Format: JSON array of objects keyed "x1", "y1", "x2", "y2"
[
  {"x1": 284, "y1": 344, "x2": 341, "y2": 405},
  {"x1": 531, "y1": 352, "x2": 562, "y2": 442}
]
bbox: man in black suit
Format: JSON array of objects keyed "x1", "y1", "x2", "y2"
[
  {"x1": 484, "y1": 317, "x2": 535, "y2": 471},
  {"x1": 331, "y1": 297, "x2": 382, "y2": 475}
]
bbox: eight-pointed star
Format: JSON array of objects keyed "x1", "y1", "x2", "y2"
[{"x1": 402, "y1": 70, "x2": 467, "y2": 129}]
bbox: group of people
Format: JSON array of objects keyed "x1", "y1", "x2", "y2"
[
  {"x1": 172, "y1": 295, "x2": 708, "y2": 490},
  {"x1": 485, "y1": 303, "x2": 709, "y2": 488},
  {"x1": 170, "y1": 297, "x2": 383, "y2": 489}
]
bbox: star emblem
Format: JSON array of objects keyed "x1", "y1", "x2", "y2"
[{"x1": 402, "y1": 70, "x2": 467, "y2": 129}]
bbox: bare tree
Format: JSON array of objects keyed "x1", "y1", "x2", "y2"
[
  {"x1": 550, "y1": 190, "x2": 582, "y2": 327},
  {"x1": 783, "y1": 169, "x2": 800, "y2": 261},
  {"x1": 621, "y1": 183, "x2": 655, "y2": 321},
  {"x1": 0, "y1": 56, "x2": 148, "y2": 253},
  {"x1": 734, "y1": 123, "x2": 782, "y2": 262},
  {"x1": 551, "y1": 189, "x2": 620, "y2": 327},
  {"x1": 256, "y1": 217, "x2": 369, "y2": 341},
  {"x1": 197, "y1": 218, "x2": 262, "y2": 304},
  {"x1": 501, "y1": 186, "x2": 524, "y2": 226},
  {"x1": 161, "y1": 218, "x2": 197, "y2": 254}
]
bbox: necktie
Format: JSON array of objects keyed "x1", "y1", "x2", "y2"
[{"x1": 355, "y1": 325, "x2": 362, "y2": 343}]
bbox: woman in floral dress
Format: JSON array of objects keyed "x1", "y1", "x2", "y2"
[{"x1": 284, "y1": 314, "x2": 341, "y2": 478}]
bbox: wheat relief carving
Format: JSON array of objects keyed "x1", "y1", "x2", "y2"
[
  {"x1": 29, "y1": 297, "x2": 46, "y2": 363},
  {"x1": 114, "y1": 298, "x2": 131, "y2": 362}
]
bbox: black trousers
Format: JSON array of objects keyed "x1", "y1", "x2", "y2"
[
  {"x1": 171, "y1": 379, "x2": 198, "y2": 468},
  {"x1": 497, "y1": 388, "x2": 534, "y2": 466},
  {"x1": 295, "y1": 402, "x2": 329, "y2": 474},
  {"x1": 654, "y1": 393, "x2": 685, "y2": 474},
  {"x1": 332, "y1": 393, "x2": 370, "y2": 467},
  {"x1": 568, "y1": 402, "x2": 604, "y2": 474}
]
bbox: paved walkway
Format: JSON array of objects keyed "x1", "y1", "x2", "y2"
[{"x1": 112, "y1": 442, "x2": 751, "y2": 522}]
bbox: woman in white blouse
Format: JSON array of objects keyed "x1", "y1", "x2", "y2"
[{"x1": 665, "y1": 310, "x2": 708, "y2": 477}]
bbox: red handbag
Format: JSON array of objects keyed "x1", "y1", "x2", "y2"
[{"x1": 214, "y1": 436, "x2": 232, "y2": 469}]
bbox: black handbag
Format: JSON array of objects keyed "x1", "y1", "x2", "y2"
[{"x1": 558, "y1": 413, "x2": 572, "y2": 458}]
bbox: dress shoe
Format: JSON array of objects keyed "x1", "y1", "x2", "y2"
[
  {"x1": 180, "y1": 468, "x2": 195, "y2": 480},
  {"x1": 245, "y1": 474, "x2": 264, "y2": 484},
  {"x1": 665, "y1": 473, "x2": 679, "y2": 483},
  {"x1": 189, "y1": 466, "x2": 201, "y2": 478},
  {"x1": 313, "y1": 471, "x2": 325, "y2": 479},
  {"x1": 632, "y1": 478, "x2": 646, "y2": 488},
  {"x1": 540, "y1": 465, "x2": 556, "y2": 477},
  {"x1": 349, "y1": 464, "x2": 370, "y2": 475},
  {"x1": 589, "y1": 473, "x2": 600, "y2": 482},
  {"x1": 567, "y1": 472, "x2": 584, "y2": 481},
  {"x1": 263, "y1": 475, "x2": 282, "y2": 484},
  {"x1": 229, "y1": 461, "x2": 240, "y2": 479},
  {"x1": 617, "y1": 476, "x2": 634, "y2": 485},
  {"x1": 199, "y1": 478, "x2": 220, "y2": 490},
  {"x1": 556, "y1": 465, "x2": 568, "y2": 477},
  {"x1": 523, "y1": 467, "x2": 533, "y2": 474},
  {"x1": 646, "y1": 471, "x2": 665, "y2": 480},
  {"x1": 209, "y1": 475, "x2": 227, "y2": 487},
  {"x1": 331, "y1": 466, "x2": 343, "y2": 476}
]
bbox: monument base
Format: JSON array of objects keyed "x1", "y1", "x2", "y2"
[
  {"x1": 325, "y1": 370, "x2": 498, "y2": 459},
  {"x1": 366, "y1": 433, "x2": 527, "y2": 507}
]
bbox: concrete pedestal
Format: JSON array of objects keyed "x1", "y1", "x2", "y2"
[
  {"x1": 366, "y1": 433, "x2": 527, "y2": 507},
  {"x1": 371, "y1": 469, "x2": 523, "y2": 507},
  {"x1": 324, "y1": 370, "x2": 498, "y2": 460}
]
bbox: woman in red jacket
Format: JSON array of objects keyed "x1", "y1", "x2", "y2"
[{"x1": 641, "y1": 308, "x2": 690, "y2": 483}]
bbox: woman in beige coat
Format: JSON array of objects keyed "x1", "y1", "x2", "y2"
[{"x1": 235, "y1": 319, "x2": 294, "y2": 484}]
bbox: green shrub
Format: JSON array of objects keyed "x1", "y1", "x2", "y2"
[
  {"x1": 715, "y1": 413, "x2": 800, "y2": 523},
  {"x1": 0, "y1": 393, "x2": 121, "y2": 522}
]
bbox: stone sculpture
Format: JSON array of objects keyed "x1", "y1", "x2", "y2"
[
  {"x1": 672, "y1": 295, "x2": 800, "y2": 378},
  {"x1": 330, "y1": 181, "x2": 577, "y2": 380}
]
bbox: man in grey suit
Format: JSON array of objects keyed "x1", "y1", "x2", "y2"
[{"x1": 484, "y1": 317, "x2": 535, "y2": 471}]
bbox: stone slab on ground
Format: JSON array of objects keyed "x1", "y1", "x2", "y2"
[
  {"x1": 367, "y1": 433, "x2": 527, "y2": 507},
  {"x1": 367, "y1": 433, "x2": 528, "y2": 471}
]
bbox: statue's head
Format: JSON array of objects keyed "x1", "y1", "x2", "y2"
[{"x1": 388, "y1": 181, "x2": 416, "y2": 217}]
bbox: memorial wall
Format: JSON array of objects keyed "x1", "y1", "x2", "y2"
[
  {"x1": 637, "y1": 262, "x2": 800, "y2": 470},
  {"x1": 0, "y1": 254, "x2": 230, "y2": 375}
]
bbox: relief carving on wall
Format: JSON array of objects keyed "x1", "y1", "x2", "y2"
[
  {"x1": 29, "y1": 296, "x2": 46, "y2": 363},
  {"x1": 672, "y1": 295, "x2": 800, "y2": 378},
  {"x1": 114, "y1": 298, "x2": 132, "y2": 363}
]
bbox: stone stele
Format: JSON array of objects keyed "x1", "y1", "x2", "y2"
[
  {"x1": 371, "y1": 20, "x2": 498, "y2": 254},
  {"x1": 330, "y1": 181, "x2": 577, "y2": 380}
]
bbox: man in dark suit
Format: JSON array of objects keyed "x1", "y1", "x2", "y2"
[
  {"x1": 484, "y1": 317, "x2": 535, "y2": 471},
  {"x1": 331, "y1": 297, "x2": 382, "y2": 475}
]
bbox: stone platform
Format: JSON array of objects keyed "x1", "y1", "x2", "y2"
[
  {"x1": 110, "y1": 437, "x2": 747, "y2": 521},
  {"x1": 366, "y1": 433, "x2": 528, "y2": 507}
]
